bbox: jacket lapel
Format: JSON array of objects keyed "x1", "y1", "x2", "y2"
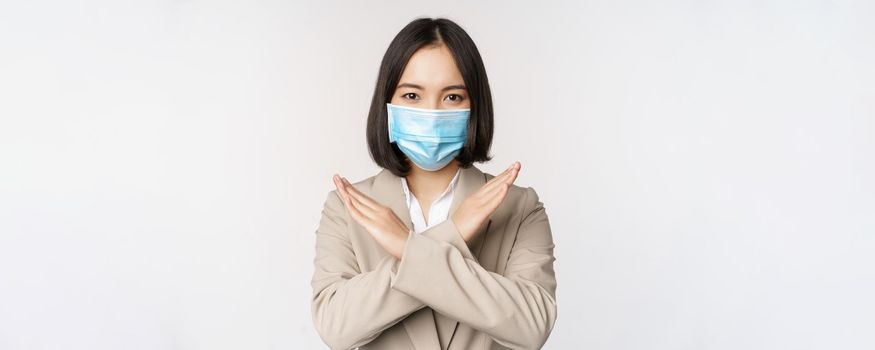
[
  {"x1": 402, "y1": 308, "x2": 441, "y2": 350},
  {"x1": 370, "y1": 165, "x2": 490, "y2": 350}
]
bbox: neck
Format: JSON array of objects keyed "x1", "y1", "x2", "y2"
[{"x1": 404, "y1": 160, "x2": 460, "y2": 201}]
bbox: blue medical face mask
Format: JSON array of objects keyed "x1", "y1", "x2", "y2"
[{"x1": 387, "y1": 103, "x2": 470, "y2": 171}]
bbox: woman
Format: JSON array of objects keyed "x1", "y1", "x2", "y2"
[{"x1": 311, "y1": 17, "x2": 557, "y2": 350}]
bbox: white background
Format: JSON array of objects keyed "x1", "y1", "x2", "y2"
[{"x1": 1, "y1": 1, "x2": 873, "y2": 349}]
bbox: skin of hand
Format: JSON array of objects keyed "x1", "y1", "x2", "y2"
[
  {"x1": 451, "y1": 161, "x2": 521, "y2": 243},
  {"x1": 332, "y1": 161, "x2": 521, "y2": 260},
  {"x1": 333, "y1": 175, "x2": 411, "y2": 259}
]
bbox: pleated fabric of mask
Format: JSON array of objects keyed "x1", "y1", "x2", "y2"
[{"x1": 387, "y1": 103, "x2": 470, "y2": 171}]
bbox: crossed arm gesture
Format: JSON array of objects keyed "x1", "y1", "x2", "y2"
[
  {"x1": 312, "y1": 161, "x2": 556, "y2": 350},
  {"x1": 331, "y1": 161, "x2": 521, "y2": 258}
]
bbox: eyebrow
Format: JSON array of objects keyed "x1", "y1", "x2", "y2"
[{"x1": 396, "y1": 83, "x2": 467, "y2": 92}]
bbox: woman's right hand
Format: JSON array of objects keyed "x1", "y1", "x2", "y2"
[
  {"x1": 451, "y1": 161, "x2": 521, "y2": 243},
  {"x1": 333, "y1": 174, "x2": 411, "y2": 260}
]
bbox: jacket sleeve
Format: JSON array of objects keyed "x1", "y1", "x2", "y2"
[
  {"x1": 310, "y1": 189, "x2": 426, "y2": 350},
  {"x1": 389, "y1": 187, "x2": 558, "y2": 350}
]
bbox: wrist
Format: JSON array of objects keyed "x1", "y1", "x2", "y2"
[
  {"x1": 450, "y1": 215, "x2": 470, "y2": 243},
  {"x1": 392, "y1": 226, "x2": 411, "y2": 259}
]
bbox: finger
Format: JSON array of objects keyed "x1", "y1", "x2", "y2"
[
  {"x1": 484, "y1": 181, "x2": 511, "y2": 207},
  {"x1": 342, "y1": 177, "x2": 382, "y2": 211},
  {"x1": 484, "y1": 192, "x2": 509, "y2": 213},
  {"x1": 341, "y1": 180, "x2": 384, "y2": 221},
  {"x1": 335, "y1": 175, "x2": 374, "y2": 220},
  {"x1": 481, "y1": 170, "x2": 512, "y2": 194},
  {"x1": 338, "y1": 178, "x2": 379, "y2": 218},
  {"x1": 347, "y1": 196, "x2": 368, "y2": 223},
  {"x1": 484, "y1": 163, "x2": 514, "y2": 186},
  {"x1": 333, "y1": 175, "x2": 350, "y2": 204},
  {"x1": 490, "y1": 161, "x2": 521, "y2": 189},
  {"x1": 348, "y1": 189, "x2": 380, "y2": 218},
  {"x1": 342, "y1": 185, "x2": 372, "y2": 225},
  {"x1": 480, "y1": 165, "x2": 515, "y2": 194},
  {"x1": 335, "y1": 177, "x2": 359, "y2": 214},
  {"x1": 504, "y1": 163, "x2": 520, "y2": 185},
  {"x1": 490, "y1": 162, "x2": 520, "y2": 184},
  {"x1": 335, "y1": 175, "x2": 364, "y2": 220},
  {"x1": 483, "y1": 165, "x2": 519, "y2": 197},
  {"x1": 481, "y1": 179, "x2": 509, "y2": 199}
]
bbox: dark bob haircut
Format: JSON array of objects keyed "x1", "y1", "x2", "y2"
[{"x1": 366, "y1": 17, "x2": 494, "y2": 177}]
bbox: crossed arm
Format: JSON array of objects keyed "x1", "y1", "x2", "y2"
[{"x1": 310, "y1": 187, "x2": 557, "y2": 350}]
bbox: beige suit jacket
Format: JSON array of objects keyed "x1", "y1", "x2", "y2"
[{"x1": 311, "y1": 165, "x2": 557, "y2": 349}]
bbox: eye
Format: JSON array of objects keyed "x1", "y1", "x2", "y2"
[
  {"x1": 444, "y1": 94, "x2": 465, "y2": 103},
  {"x1": 402, "y1": 92, "x2": 419, "y2": 100}
]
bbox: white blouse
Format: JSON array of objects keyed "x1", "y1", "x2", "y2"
[{"x1": 399, "y1": 168, "x2": 462, "y2": 234}]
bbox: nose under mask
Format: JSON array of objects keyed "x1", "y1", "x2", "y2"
[{"x1": 387, "y1": 103, "x2": 470, "y2": 171}]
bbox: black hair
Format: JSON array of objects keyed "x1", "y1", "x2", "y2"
[{"x1": 366, "y1": 17, "x2": 494, "y2": 177}]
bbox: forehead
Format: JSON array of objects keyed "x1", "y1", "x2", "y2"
[{"x1": 398, "y1": 44, "x2": 465, "y2": 87}]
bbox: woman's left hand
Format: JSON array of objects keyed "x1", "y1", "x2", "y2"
[{"x1": 333, "y1": 174, "x2": 410, "y2": 259}]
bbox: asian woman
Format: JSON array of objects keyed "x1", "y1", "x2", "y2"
[{"x1": 311, "y1": 17, "x2": 557, "y2": 350}]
